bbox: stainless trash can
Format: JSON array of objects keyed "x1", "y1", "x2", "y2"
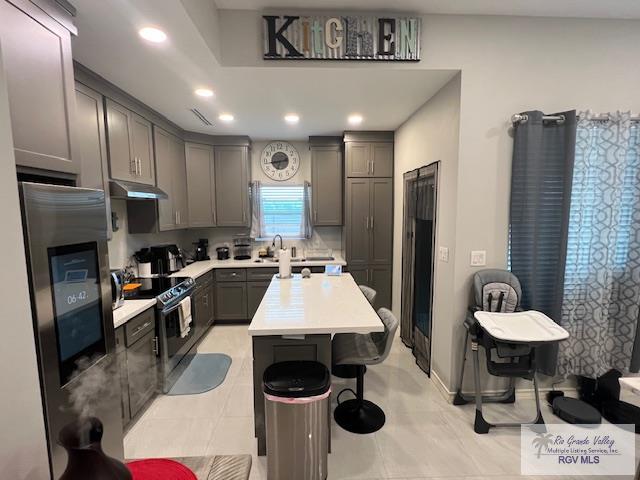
[{"x1": 263, "y1": 361, "x2": 331, "y2": 480}]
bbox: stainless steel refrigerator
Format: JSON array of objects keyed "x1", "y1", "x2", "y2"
[{"x1": 19, "y1": 182, "x2": 124, "y2": 479}]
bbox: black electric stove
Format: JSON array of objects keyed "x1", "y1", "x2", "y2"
[{"x1": 127, "y1": 276, "x2": 195, "y2": 309}]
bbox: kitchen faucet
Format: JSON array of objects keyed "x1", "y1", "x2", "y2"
[{"x1": 272, "y1": 234, "x2": 284, "y2": 251}]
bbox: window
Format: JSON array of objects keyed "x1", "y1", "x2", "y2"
[{"x1": 257, "y1": 185, "x2": 306, "y2": 239}]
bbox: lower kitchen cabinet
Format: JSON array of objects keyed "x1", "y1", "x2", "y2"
[
  {"x1": 247, "y1": 281, "x2": 270, "y2": 318},
  {"x1": 115, "y1": 307, "x2": 159, "y2": 429},
  {"x1": 126, "y1": 329, "x2": 158, "y2": 419},
  {"x1": 215, "y1": 282, "x2": 248, "y2": 321},
  {"x1": 346, "y1": 264, "x2": 391, "y2": 310},
  {"x1": 193, "y1": 272, "x2": 215, "y2": 339}
]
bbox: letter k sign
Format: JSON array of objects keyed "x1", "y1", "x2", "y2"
[{"x1": 264, "y1": 16, "x2": 303, "y2": 57}]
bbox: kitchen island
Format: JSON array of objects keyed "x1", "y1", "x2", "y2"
[{"x1": 249, "y1": 273, "x2": 383, "y2": 455}]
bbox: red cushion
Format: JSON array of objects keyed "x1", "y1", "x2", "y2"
[{"x1": 127, "y1": 459, "x2": 197, "y2": 480}]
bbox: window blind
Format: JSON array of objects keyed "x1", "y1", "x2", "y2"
[{"x1": 259, "y1": 185, "x2": 305, "y2": 238}]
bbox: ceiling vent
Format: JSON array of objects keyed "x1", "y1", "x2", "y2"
[{"x1": 190, "y1": 108, "x2": 213, "y2": 126}]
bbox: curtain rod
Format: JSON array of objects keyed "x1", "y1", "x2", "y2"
[{"x1": 511, "y1": 113, "x2": 640, "y2": 124}]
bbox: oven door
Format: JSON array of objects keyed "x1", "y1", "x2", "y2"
[{"x1": 159, "y1": 296, "x2": 197, "y2": 391}]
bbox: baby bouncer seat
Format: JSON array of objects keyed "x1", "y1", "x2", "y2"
[{"x1": 453, "y1": 269, "x2": 569, "y2": 434}]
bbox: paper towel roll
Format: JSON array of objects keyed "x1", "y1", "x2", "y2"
[{"x1": 278, "y1": 248, "x2": 291, "y2": 279}]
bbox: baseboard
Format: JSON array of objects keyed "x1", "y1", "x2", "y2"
[{"x1": 429, "y1": 368, "x2": 578, "y2": 403}]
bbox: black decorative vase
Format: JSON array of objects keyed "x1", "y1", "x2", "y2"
[{"x1": 59, "y1": 417, "x2": 132, "y2": 480}]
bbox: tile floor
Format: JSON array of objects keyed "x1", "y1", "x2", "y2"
[{"x1": 124, "y1": 325, "x2": 636, "y2": 479}]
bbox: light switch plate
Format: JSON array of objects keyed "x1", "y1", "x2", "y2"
[
  {"x1": 438, "y1": 246, "x2": 449, "y2": 262},
  {"x1": 470, "y1": 250, "x2": 486, "y2": 266}
]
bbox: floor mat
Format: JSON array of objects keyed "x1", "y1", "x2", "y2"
[{"x1": 167, "y1": 353, "x2": 232, "y2": 396}]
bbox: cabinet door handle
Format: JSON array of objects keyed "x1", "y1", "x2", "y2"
[
  {"x1": 137, "y1": 157, "x2": 142, "y2": 176},
  {"x1": 152, "y1": 336, "x2": 159, "y2": 355},
  {"x1": 175, "y1": 211, "x2": 178, "y2": 224},
  {"x1": 370, "y1": 216, "x2": 374, "y2": 230}
]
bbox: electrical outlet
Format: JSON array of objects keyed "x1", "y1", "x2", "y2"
[
  {"x1": 470, "y1": 250, "x2": 486, "y2": 266},
  {"x1": 438, "y1": 246, "x2": 449, "y2": 262}
]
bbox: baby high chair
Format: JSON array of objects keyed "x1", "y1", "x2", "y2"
[{"x1": 453, "y1": 269, "x2": 569, "y2": 434}]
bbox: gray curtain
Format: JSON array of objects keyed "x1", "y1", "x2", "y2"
[
  {"x1": 249, "y1": 181, "x2": 263, "y2": 239},
  {"x1": 556, "y1": 111, "x2": 640, "y2": 378},
  {"x1": 302, "y1": 181, "x2": 312, "y2": 239},
  {"x1": 509, "y1": 110, "x2": 577, "y2": 376}
]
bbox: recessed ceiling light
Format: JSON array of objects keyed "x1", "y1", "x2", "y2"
[
  {"x1": 284, "y1": 113, "x2": 300, "y2": 124},
  {"x1": 219, "y1": 113, "x2": 234, "y2": 122},
  {"x1": 138, "y1": 27, "x2": 167, "y2": 43},
  {"x1": 195, "y1": 88, "x2": 215, "y2": 98},
  {"x1": 348, "y1": 114, "x2": 363, "y2": 125}
]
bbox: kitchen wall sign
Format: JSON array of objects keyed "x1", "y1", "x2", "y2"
[
  {"x1": 261, "y1": 141, "x2": 300, "y2": 181},
  {"x1": 263, "y1": 14, "x2": 421, "y2": 61}
]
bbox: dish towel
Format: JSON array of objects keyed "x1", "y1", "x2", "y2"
[{"x1": 178, "y1": 296, "x2": 192, "y2": 338}]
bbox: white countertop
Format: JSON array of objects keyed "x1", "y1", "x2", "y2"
[
  {"x1": 619, "y1": 377, "x2": 640, "y2": 396},
  {"x1": 248, "y1": 273, "x2": 383, "y2": 337},
  {"x1": 171, "y1": 253, "x2": 346, "y2": 280},
  {"x1": 113, "y1": 299, "x2": 156, "y2": 329}
]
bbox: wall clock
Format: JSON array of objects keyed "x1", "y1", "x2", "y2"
[{"x1": 261, "y1": 141, "x2": 300, "y2": 181}]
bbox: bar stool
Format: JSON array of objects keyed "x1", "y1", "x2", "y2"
[
  {"x1": 332, "y1": 285, "x2": 377, "y2": 379},
  {"x1": 332, "y1": 308, "x2": 399, "y2": 434}
]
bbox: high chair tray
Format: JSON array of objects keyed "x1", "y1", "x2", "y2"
[{"x1": 473, "y1": 310, "x2": 569, "y2": 344}]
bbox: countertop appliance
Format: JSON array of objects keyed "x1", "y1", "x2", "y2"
[
  {"x1": 19, "y1": 182, "x2": 124, "y2": 479},
  {"x1": 233, "y1": 235, "x2": 252, "y2": 260},
  {"x1": 110, "y1": 269, "x2": 125, "y2": 310},
  {"x1": 126, "y1": 276, "x2": 196, "y2": 392},
  {"x1": 194, "y1": 238, "x2": 210, "y2": 261},
  {"x1": 216, "y1": 246, "x2": 230, "y2": 260},
  {"x1": 150, "y1": 244, "x2": 184, "y2": 275}
]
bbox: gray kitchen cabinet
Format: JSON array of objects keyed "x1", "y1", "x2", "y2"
[
  {"x1": 345, "y1": 142, "x2": 371, "y2": 177},
  {"x1": 346, "y1": 265, "x2": 369, "y2": 287},
  {"x1": 369, "y1": 178, "x2": 393, "y2": 265},
  {"x1": 0, "y1": 0, "x2": 79, "y2": 174},
  {"x1": 345, "y1": 178, "x2": 393, "y2": 266},
  {"x1": 214, "y1": 145, "x2": 250, "y2": 227},
  {"x1": 185, "y1": 142, "x2": 216, "y2": 228},
  {"x1": 344, "y1": 132, "x2": 393, "y2": 178},
  {"x1": 126, "y1": 328, "x2": 158, "y2": 419},
  {"x1": 75, "y1": 82, "x2": 112, "y2": 239},
  {"x1": 345, "y1": 178, "x2": 372, "y2": 266},
  {"x1": 193, "y1": 272, "x2": 215, "y2": 341},
  {"x1": 247, "y1": 281, "x2": 271, "y2": 319},
  {"x1": 105, "y1": 99, "x2": 155, "y2": 185},
  {"x1": 154, "y1": 127, "x2": 188, "y2": 231},
  {"x1": 130, "y1": 113, "x2": 155, "y2": 185},
  {"x1": 369, "y1": 265, "x2": 392, "y2": 309},
  {"x1": 311, "y1": 140, "x2": 343, "y2": 226},
  {"x1": 371, "y1": 143, "x2": 394, "y2": 177},
  {"x1": 215, "y1": 282, "x2": 248, "y2": 321}
]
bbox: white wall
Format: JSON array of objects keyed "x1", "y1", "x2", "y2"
[
  {"x1": 0, "y1": 43, "x2": 50, "y2": 480},
  {"x1": 217, "y1": 12, "x2": 640, "y2": 391},
  {"x1": 393, "y1": 73, "x2": 461, "y2": 383}
]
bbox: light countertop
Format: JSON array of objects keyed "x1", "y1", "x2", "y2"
[
  {"x1": 619, "y1": 377, "x2": 640, "y2": 396},
  {"x1": 113, "y1": 299, "x2": 156, "y2": 329},
  {"x1": 171, "y1": 253, "x2": 346, "y2": 280},
  {"x1": 248, "y1": 273, "x2": 383, "y2": 337}
]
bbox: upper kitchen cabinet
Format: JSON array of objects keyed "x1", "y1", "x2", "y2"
[
  {"x1": 105, "y1": 98, "x2": 155, "y2": 185},
  {"x1": 0, "y1": 0, "x2": 79, "y2": 175},
  {"x1": 344, "y1": 131, "x2": 394, "y2": 178},
  {"x1": 214, "y1": 144, "x2": 250, "y2": 227},
  {"x1": 154, "y1": 127, "x2": 188, "y2": 230},
  {"x1": 185, "y1": 142, "x2": 216, "y2": 228},
  {"x1": 310, "y1": 137, "x2": 343, "y2": 226},
  {"x1": 74, "y1": 82, "x2": 112, "y2": 238}
]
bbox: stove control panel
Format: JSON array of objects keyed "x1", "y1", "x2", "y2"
[{"x1": 158, "y1": 277, "x2": 195, "y2": 307}]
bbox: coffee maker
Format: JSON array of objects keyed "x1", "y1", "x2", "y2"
[
  {"x1": 150, "y1": 244, "x2": 184, "y2": 275},
  {"x1": 194, "y1": 238, "x2": 210, "y2": 261}
]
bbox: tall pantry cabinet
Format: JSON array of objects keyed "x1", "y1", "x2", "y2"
[{"x1": 344, "y1": 132, "x2": 394, "y2": 310}]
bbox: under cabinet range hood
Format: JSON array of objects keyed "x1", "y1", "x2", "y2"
[{"x1": 109, "y1": 179, "x2": 168, "y2": 200}]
